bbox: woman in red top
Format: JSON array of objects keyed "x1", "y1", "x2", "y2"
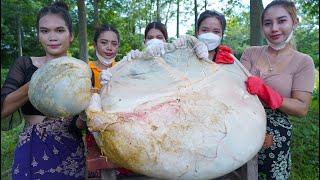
[{"x1": 172, "y1": 9, "x2": 234, "y2": 64}]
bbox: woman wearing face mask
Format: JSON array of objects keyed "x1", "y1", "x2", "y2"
[
  {"x1": 85, "y1": 24, "x2": 133, "y2": 178},
  {"x1": 96, "y1": 22, "x2": 169, "y2": 180},
  {"x1": 100, "y1": 21, "x2": 168, "y2": 84},
  {"x1": 126, "y1": 21, "x2": 169, "y2": 60},
  {"x1": 89, "y1": 24, "x2": 119, "y2": 91},
  {"x1": 195, "y1": 10, "x2": 234, "y2": 64},
  {"x1": 1, "y1": 2, "x2": 85, "y2": 179},
  {"x1": 240, "y1": 0, "x2": 315, "y2": 179},
  {"x1": 173, "y1": 10, "x2": 234, "y2": 64}
]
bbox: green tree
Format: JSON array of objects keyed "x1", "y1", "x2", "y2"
[
  {"x1": 77, "y1": 0, "x2": 88, "y2": 61},
  {"x1": 224, "y1": 11, "x2": 250, "y2": 58}
]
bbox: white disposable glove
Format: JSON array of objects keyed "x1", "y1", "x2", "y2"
[
  {"x1": 146, "y1": 39, "x2": 166, "y2": 57},
  {"x1": 173, "y1": 35, "x2": 209, "y2": 60},
  {"x1": 194, "y1": 41, "x2": 209, "y2": 60},
  {"x1": 172, "y1": 36, "x2": 188, "y2": 48},
  {"x1": 126, "y1": 49, "x2": 144, "y2": 61},
  {"x1": 100, "y1": 69, "x2": 112, "y2": 86}
]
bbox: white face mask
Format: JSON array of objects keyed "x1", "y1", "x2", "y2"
[
  {"x1": 145, "y1": 38, "x2": 165, "y2": 47},
  {"x1": 198, "y1": 33, "x2": 222, "y2": 51},
  {"x1": 266, "y1": 27, "x2": 295, "y2": 51},
  {"x1": 96, "y1": 51, "x2": 114, "y2": 66}
]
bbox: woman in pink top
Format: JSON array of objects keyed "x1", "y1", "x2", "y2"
[{"x1": 240, "y1": 0, "x2": 315, "y2": 179}]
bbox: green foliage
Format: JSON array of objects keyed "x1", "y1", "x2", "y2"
[
  {"x1": 294, "y1": 9, "x2": 319, "y2": 68},
  {"x1": 1, "y1": 122, "x2": 24, "y2": 179},
  {"x1": 1, "y1": 0, "x2": 46, "y2": 67},
  {"x1": 296, "y1": 0, "x2": 319, "y2": 26},
  {"x1": 1, "y1": 69, "x2": 24, "y2": 178},
  {"x1": 224, "y1": 11, "x2": 250, "y2": 59},
  {"x1": 290, "y1": 111, "x2": 319, "y2": 179}
]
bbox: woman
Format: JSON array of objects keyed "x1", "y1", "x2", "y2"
[
  {"x1": 89, "y1": 24, "x2": 119, "y2": 91},
  {"x1": 97, "y1": 22, "x2": 169, "y2": 179},
  {"x1": 240, "y1": 0, "x2": 315, "y2": 179},
  {"x1": 1, "y1": 2, "x2": 85, "y2": 179},
  {"x1": 85, "y1": 24, "x2": 132, "y2": 179},
  {"x1": 144, "y1": 21, "x2": 168, "y2": 43},
  {"x1": 174, "y1": 9, "x2": 234, "y2": 64},
  {"x1": 127, "y1": 21, "x2": 168, "y2": 60}
]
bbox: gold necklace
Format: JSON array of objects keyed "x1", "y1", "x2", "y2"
[{"x1": 264, "y1": 47, "x2": 280, "y2": 72}]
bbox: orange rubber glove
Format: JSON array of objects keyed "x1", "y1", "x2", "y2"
[{"x1": 246, "y1": 76, "x2": 283, "y2": 110}]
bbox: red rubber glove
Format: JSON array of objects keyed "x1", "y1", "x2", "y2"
[
  {"x1": 215, "y1": 45, "x2": 234, "y2": 64},
  {"x1": 246, "y1": 76, "x2": 283, "y2": 110}
]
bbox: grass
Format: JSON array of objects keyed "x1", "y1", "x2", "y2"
[
  {"x1": 290, "y1": 108, "x2": 319, "y2": 179},
  {"x1": 1, "y1": 123, "x2": 24, "y2": 179},
  {"x1": 1, "y1": 68, "x2": 319, "y2": 180}
]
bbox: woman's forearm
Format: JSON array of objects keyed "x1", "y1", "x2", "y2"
[
  {"x1": 279, "y1": 91, "x2": 312, "y2": 117},
  {"x1": 1, "y1": 83, "x2": 29, "y2": 118}
]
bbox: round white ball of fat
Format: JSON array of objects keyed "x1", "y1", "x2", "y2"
[{"x1": 28, "y1": 56, "x2": 92, "y2": 118}]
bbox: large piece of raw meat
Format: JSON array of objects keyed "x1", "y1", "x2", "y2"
[
  {"x1": 86, "y1": 40, "x2": 266, "y2": 179},
  {"x1": 29, "y1": 56, "x2": 92, "y2": 117}
]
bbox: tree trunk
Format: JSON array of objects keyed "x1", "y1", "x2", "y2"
[
  {"x1": 176, "y1": 0, "x2": 180, "y2": 38},
  {"x1": 250, "y1": 0, "x2": 264, "y2": 46},
  {"x1": 156, "y1": 0, "x2": 161, "y2": 22},
  {"x1": 17, "y1": 16, "x2": 23, "y2": 57},
  {"x1": 194, "y1": 0, "x2": 198, "y2": 35},
  {"x1": 164, "y1": 2, "x2": 172, "y2": 27},
  {"x1": 93, "y1": 0, "x2": 99, "y2": 27},
  {"x1": 77, "y1": 0, "x2": 88, "y2": 62}
]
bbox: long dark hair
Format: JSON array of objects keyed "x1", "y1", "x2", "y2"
[
  {"x1": 36, "y1": 1, "x2": 72, "y2": 35},
  {"x1": 144, "y1": 22, "x2": 168, "y2": 42}
]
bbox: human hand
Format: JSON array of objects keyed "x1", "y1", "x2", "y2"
[
  {"x1": 173, "y1": 35, "x2": 209, "y2": 60},
  {"x1": 146, "y1": 41, "x2": 165, "y2": 57},
  {"x1": 194, "y1": 41, "x2": 209, "y2": 59},
  {"x1": 245, "y1": 76, "x2": 283, "y2": 110},
  {"x1": 172, "y1": 36, "x2": 188, "y2": 48},
  {"x1": 76, "y1": 117, "x2": 87, "y2": 129},
  {"x1": 126, "y1": 49, "x2": 144, "y2": 61},
  {"x1": 100, "y1": 69, "x2": 112, "y2": 86},
  {"x1": 263, "y1": 134, "x2": 273, "y2": 148},
  {"x1": 215, "y1": 45, "x2": 234, "y2": 64}
]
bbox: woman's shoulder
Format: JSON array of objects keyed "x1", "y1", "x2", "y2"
[
  {"x1": 292, "y1": 50, "x2": 315, "y2": 67},
  {"x1": 88, "y1": 60, "x2": 97, "y2": 68},
  {"x1": 293, "y1": 50, "x2": 313, "y2": 61},
  {"x1": 11, "y1": 56, "x2": 32, "y2": 68},
  {"x1": 243, "y1": 46, "x2": 265, "y2": 54},
  {"x1": 88, "y1": 60, "x2": 103, "y2": 72},
  {"x1": 241, "y1": 46, "x2": 265, "y2": 62},
  {"x1": 15, "y1": 56, "x2": 32, "y2": 62}
]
